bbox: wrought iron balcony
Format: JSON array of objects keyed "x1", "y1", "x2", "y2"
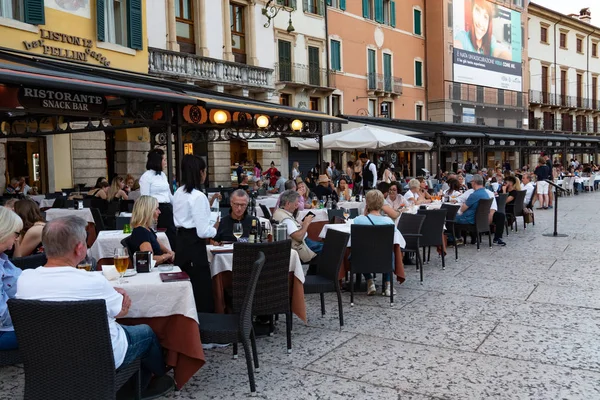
[
  {"x1": 275, "y1": 62, "x2": 332, "y2": 90},
  {"x1": 149, "y1": 48, "x2": 274, "y2": 91},
  {"x1": 366, "y1": 73, "x2": 402, "y2": 96},
  {"x1": 448, "y1": 83, "x2": 525, "y2": 108},
  {"x1": 529, "y1": 89, "x2": 600, "y2": 110}
]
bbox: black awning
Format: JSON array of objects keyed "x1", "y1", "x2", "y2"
[{"x1": 441, "y1": 131, "x2": 486, "y2": 138}]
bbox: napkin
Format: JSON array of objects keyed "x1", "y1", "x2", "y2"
[{"x1": 102, "y1": 265, "x2": 120, "y2": 281}]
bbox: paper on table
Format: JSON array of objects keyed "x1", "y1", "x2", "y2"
[{"x1": 102, "y1": 265, "x2": 120, "y2": 281}]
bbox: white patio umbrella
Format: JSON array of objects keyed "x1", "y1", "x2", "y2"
[{"x1": 295, "y1": 125, "x2": 433, "y2": 151}]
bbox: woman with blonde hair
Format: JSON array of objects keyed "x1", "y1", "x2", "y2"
[
  {"x1": 129, "y1": 195, "x2": 174, "y2": 265},
  {"x1": 354, "y1": 190, "x2": 399, "y2": 297},
  {"x1": 296, "y1": 180, "x2": 312, "y2": 210},
  {"x1": 13, "y1": 199, "x2": 46, "y2": 257},
  {"x1": 291, "y1": 161, "x2": 301, "y2": 180},
  {"x1": 0, "y1": 207, "x2": 23, "y2": 350},
  {"x1": 107, "y1": 176, "x2": 129, "y2": 202}
]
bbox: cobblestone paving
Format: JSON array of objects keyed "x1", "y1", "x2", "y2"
[{"x1": 2, "y1": 192, "x2": 600, "y2": 399}]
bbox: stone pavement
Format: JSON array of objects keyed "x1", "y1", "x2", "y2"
[{"x1": 2, "y1": 191, "x2": 600, "y2": 399}]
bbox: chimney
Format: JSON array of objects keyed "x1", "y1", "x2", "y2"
[{"x1": 579, "y1": 7, "x2": 591, "y2": 24}]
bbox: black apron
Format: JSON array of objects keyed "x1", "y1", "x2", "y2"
[
  {"x1": 174, "y1": 228, "x2": 214, "y2": 313},
  {"x1": 157, "y1": 203, "x2": 176, "y2": 250}
]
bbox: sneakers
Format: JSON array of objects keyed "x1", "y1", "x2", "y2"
[
  {"x1": 383, "y1": 282, "x2": 397, "y2": 297},
  {"x1": 367, "y1": 279, "x2": 376, "y2": 296},
  {"x1": 493, "y1": 238, "x2": 506, "y2": 246}
]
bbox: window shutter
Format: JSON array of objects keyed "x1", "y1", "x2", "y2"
[
  {"x1": 319, "y1": 0, "x2": 324, "y2": 15},
  {"x1": 340, "y1": 0, "x2": 346, "y2": 10},
  {"x1": 414, "y1": 9, "x2": 422, "y2": 35},
  {"x1": 415, "y1": 61, "x2": 423, "y2": 86},
  {"x1": 375, "y1": 0, "x2": 383, "y2": 23},
  {"x1": 291, "y1": 0, "x2": 297, "y2": 9},
  {"x1": 326, "y1": 0, "x2": 331, "y2": 5},
  {"x1": 24, "y1": 0, "x2": 45, "y2": 25},
  {"x1": 303, "y1": 0, "x2": 308, "y2": 12},
  {"x1": 330, "y1": 40, "x2": 341, "y2": 71},
  {"x1": 390, "y1": 1, "x2": 395, "y2": 27},
  {"x1": 128, "y1": 0, "x2": 143, "y2": 50},
  {"x1": 362, "y1": 0, "x2": 369, "y2": 18},
  {"x1": 97, "y1": 0, "x2": 105, "y2": 42}
]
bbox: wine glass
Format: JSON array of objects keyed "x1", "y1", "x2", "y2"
[
  {"x1": 233, "y1": 222, "x2": 243, "y2": 240},
  {"x1": 342, "y1": 207, "x2": 350, "y2": 220},
  {"x1": 114, "y1": 247, "x2": 129, "y2": 284}
]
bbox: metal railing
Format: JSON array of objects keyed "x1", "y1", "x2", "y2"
[
  {"x1": 531, "y1": 117, "x2": 600, "y2": 133},
  {"x1": 275, "y1": 62, "x2": 329, "y2": 87},
  {"x1": 149, "y1": 48, "x2": 274, "y2": 90},
  {"x1": 448, "y1": 83, "x2": 525, "y2": 108},
  {"x1": 367, "y1": 73, "x2": 402, "y2": 95},
  {"x1": 529, "y1": 89, "x2": 600, "y2": 110}
]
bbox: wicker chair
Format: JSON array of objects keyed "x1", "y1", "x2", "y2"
[
  {"x1": 349, "y1": 225, "x2": 395, "y2": 306},
  {"x1": 417, "y1": 209, "x2": 448, "y2": 275},
  {"x1": 234, "y1": 241, "x2": 294, "y2": 353},
  {"x1": 303, "y1": 229, "x2": 350, "y2": 327},
  {"x1": 454, "y1": 197, "x2": 494, "y2": 251},
  {"x1": 505, "y1": 190, "x2": 527, "y2": 232},
  {"x1": 90, "y1": 207, "x2": 107, "y2": 235},
  {"x1": 397, "y1": 214, "x2": 426, "y2": 282},
  {"x1": 9, "y1": 253, "x2": 47, "y2": 270},
  {"x1": 7, "y1": 299, "x2": 141, "y2": 400},
  {"x1": 198, "y1": 251, "x2": 265, "y2": 394},
  {"x1": 495, "y1": 193, "x2": 509, "y2": 236},
  {"x1": 440, "y1": 203, "x2": 460, "y2": 261}
]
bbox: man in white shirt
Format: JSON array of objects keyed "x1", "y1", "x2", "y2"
[
  {"x1": 522, "y1": 173, "x2": 535, "y2": 207},
  {"x1": 16, "y1": 216, "x2": 172, "y2": 395},
  {"x1": 359, "y1": 153, "x2": 377, "y2": 192}
]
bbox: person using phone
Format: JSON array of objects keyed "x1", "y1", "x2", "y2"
[{"x1": 271, "y1": 190, "x2": 322, "y2": 263}]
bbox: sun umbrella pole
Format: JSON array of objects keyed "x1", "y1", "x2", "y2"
[{"x1": 318, "y1": 128, "x2": 324, "y2": 173}]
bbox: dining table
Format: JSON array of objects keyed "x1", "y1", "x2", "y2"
[
  {"x1": 206, "y1": 244, "x2": 307, "y2": 322},
  {"x1": 89, "y1": 230, "x2": 171, "y2": 261},
  {"x1": 104, "y1": 266, "x2": 204, "y2": 389},
  {"x1": 45, "y1": 207, "x2": 97, "y2": 247}
]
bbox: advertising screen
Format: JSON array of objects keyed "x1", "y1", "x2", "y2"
[{"x1": 453, "y1": 0, "x2": 522, "y2": 91}]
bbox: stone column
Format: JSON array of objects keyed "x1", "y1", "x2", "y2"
[
  {"x1": 71, "y1": 131, "x2": 107, "y2": 187},
  {"x1": 208, "y1": 141, "x2": 232, "y2": 186},
  {"x1": 196, "y1": 0, "x2": 209, "y2": 56},
  {"x1": 166, "y1": 0, "x2": 179, "y2": 51},
  {"x1": 222, "y1": 0, "x2": 234, "y2": 61},
  {"x1": 0, "y1": 139, "x2": 6, "y2": 191},
  {"x1": 246, "y1": 2, "x2": 258, "y2": 66},
  {"x1": 114, "y1": 128, "x2": 151, "y2": 180}
]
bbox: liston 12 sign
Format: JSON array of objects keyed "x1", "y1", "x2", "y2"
[{"x1": 18, "y1": 87, "x2": 107, "y2": 114}]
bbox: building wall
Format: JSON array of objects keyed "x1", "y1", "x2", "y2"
[
  {"x1": 327, "y1": 1, "x2": 426, "y2": 120},
  {"x1": 147, "y1": 0, "x2": 168, "y2": 49}
]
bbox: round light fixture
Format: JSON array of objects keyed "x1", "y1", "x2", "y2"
[
  {"x1": 555, "y1": 142, "x2": 560, "y2": 146},
  {"x1": 569, "y1": 142, "x2": 574, "y2": 147},
  {"x1": 577, "y1": 142, "x2": 582, "y2": 147},
  {"x1": 548, "y1": 141, "x2": 553, "y2": 147},
  {"x1": 213, "y1": 110, "x2": 228, "y2": 124},
  {"x1": 509, "y1": 140, "x2": 515, "y2": 146},
  {"x1": 449, "y1": 138, "x2": 457, "y2": 145},
  {"x1": 528, "y1": 141, "x2": 535, "y2": 146},
  {"x1": 499, "y1": 140, "x2": 505, "y2": 146},
  {"x1": 256, "y1": 115, "x2": 270, "y2": 128},
  {"x1": 465, "y1": 138, "x2": 472, "y2": 145},
  {"x1": 489, "y1": 139, "x2": 495, "y2": 145},
  {"x1": 290, "y1": 119, "x2": 303, "y2": 131}
]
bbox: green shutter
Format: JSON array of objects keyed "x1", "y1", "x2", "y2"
[
  {"x1": 97, "y1": 0, "x2": 105, "y2": 41},
  {"x1": 278, "y1": 40, "x2": 292, "y2": 81},
  {"x1": 330, "y1": 40, "x2": 341, "y2": 71},
  {"x1": 326, "y1": 0, "x2": 331, "y2": 5},
  {"x1": 128, "y1": 0, "x2": 143, "y2": 50},
  {"x1": 415, "y1": 60, "x2": 423, "y2": 86},
  {"x1": 340, "y1": 0, "x2": 346, "y2": 10},
  {"x1": 414, "y1": 9, "x2": 422, "y2": 35},
  {"x1": 362, "y1": 0, "x2": 369, "y2": 18},
  {"x1": 24, "y1": 0, "x2": 45, "y2": 25},
  {"x1": 390, "y1": 1, "x2": 396, "y2": 27},
  {"x1": 375, "y1": 0, "x2": 383, "y2": 23}
]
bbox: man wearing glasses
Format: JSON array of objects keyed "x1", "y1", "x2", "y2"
[{"x1": 212, "y1": 189, "x2": 260, "y2": 244}]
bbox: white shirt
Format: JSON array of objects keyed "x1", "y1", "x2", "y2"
[
  {"x1": 173, "y1": 187, "x2": 217, "y2": 239},
  {"x1": 277, "y1": 210, "x2": 306, "y2": 240},
  {"x1": 292, "y1": 168, "x2": 300, "y2": 180},
  {"x1": 139, "y1": 170, "x2": 173, "y2": 204},
  {"x1": 458, "y1": 188, "x2": 497, "y2": 211},
  {"x1": 16, "y1": 267, "x2": 128, "y2": 368},
  {"x1": 404, "y1": 190, "x2": 419, "y2": 203},
  {"x1": 366, "y1": 162, "x2": 378, "y2": 188},
  {"x1": 385, "y1": 195, "x2": 405, "y2": 209},
  {"x1": 523, "y1": 182, "x2": 535, "y2": 206}
]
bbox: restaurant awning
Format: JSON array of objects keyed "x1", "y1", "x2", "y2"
[{"x1": 440, "y1": 131, "x2": 486, "y2": 138}]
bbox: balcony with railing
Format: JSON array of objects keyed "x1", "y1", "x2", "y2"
[
  {"x1": 148, "y1": 47, "x2": 274, "y2": 92},
  {"x1": 367, "y1": 73, "x2": 402, "y2": 96},
  {"x1": 530, "y1": 116, "x2": 600, "y2": 134},
  {"x1": 448, "y1": 83, "x2": 525, "y2": 108},
  {"x1": 275, "y1": 62, "x2": 333, "y2": 91},
  {"x1": 529, "y1": 90, "x2": 600, "y2": 111}
]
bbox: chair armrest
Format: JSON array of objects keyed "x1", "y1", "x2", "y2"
[{"x1": 402, "y1": 233, "x2": 423, "y2": 238}]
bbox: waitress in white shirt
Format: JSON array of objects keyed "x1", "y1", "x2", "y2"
[
  {"x1": 139, "y1": 149, "x2": 176, "y2": 249},
  {"x1": 173, "y1": 155, "x2": 218, "y2": 312}
]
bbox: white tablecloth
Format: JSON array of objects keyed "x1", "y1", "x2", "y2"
[
  {"x1": 89, "y1": 230, "x2": 171, "y2": 260},
  {"x1": 206, "y1": 245, "x2": 305, "y2": 283},
  {"x1": 402, "y1": 202, "x2": 443, "y2": 214},
  {"x1": 296, "y1": 208, "x2": 329, "y2": 222},
  {"x1": 105, "y1": 267, "x2": 198, "y2": 322},
  {"x1": 318, "y1": 221, "x2": 406, "y2": 248},
  {"x1": 337, "y1": 201, "x2": 365, "y2": 214},
  {"x1": 29, "y1": 195, "x2": 46, "y2": 204},
  {"x1": 39, "y1": 199, "x2": 56, "y2": 208},
  {"x1": 45, "y1": 208, "x2": 94, "y2": 223},
  {"x1": 255, "y1": 195, "x2": 280, "y2": 214}
]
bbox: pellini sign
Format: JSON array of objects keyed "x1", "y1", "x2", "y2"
[
  {"x1": 23, "y1": 29, "x2": 112, "y2": 67},
  {"x1": 18, "y1": 87, "x2": 107, "y2": 114}
]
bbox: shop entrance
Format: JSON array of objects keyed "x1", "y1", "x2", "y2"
[{"x1": 5, "y1": 138, "x2": 48, "y2": 193}]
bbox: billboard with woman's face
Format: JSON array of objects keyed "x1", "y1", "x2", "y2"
[{"x1": 453, "y1": 0, "x2": 522, "y2": 91}]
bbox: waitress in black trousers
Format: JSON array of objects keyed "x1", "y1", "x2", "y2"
[
  {"x1": 173, "y1": 155, "x2": 218, "y2": 312},
  {"x1": 139, "y1": 148, "x2": 177, "y2": 249}
]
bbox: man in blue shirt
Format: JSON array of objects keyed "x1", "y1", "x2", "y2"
[{"x1": 455, "y1": 175, "x2": 487, "y2": 224}]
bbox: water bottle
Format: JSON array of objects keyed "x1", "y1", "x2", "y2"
[
  {"x1": 172, "y1": 179, "x2": 177, "y2": 192},
  {"x1": 326, "y1": 196, "x2": 332, "y2": 210}
]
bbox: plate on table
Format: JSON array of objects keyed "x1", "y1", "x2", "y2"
[{"x1": 124, "y1": 269, "x2": 137, "y2": 277}]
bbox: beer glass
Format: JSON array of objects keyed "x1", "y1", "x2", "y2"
[{"x1": 114, "y1": 247, "x2": 129, "y2": 284}]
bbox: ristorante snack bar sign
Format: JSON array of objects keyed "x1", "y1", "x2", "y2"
[
  {"x1": 23, "y1": 29, "x2": 112, "y2": 67},
  {"x1": 18, "y1": 87, "x2": 107, "y2": 114}
]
